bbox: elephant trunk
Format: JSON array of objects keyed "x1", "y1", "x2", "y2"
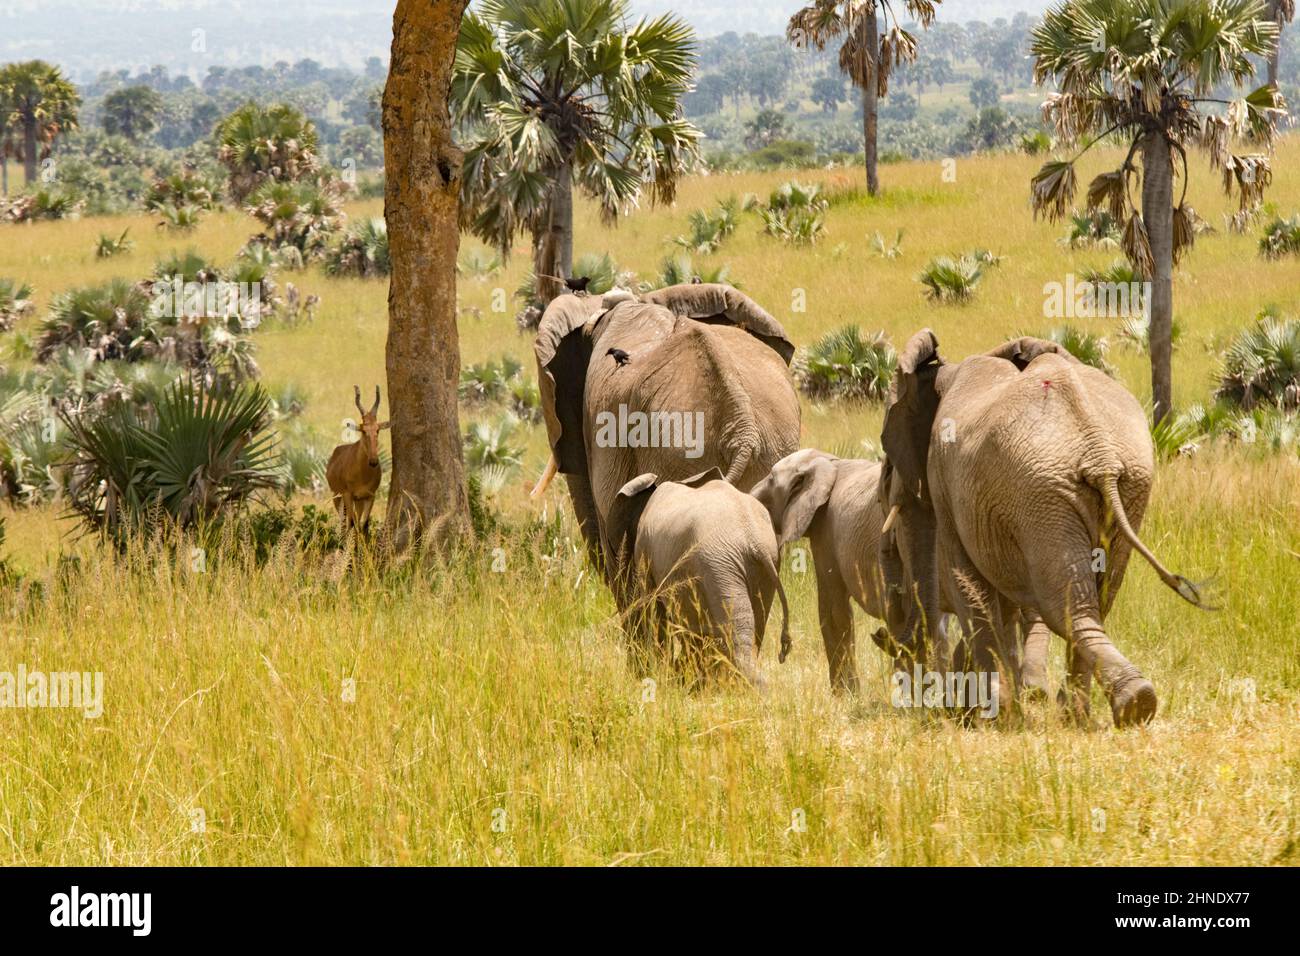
[{"x1": 1095, "y1": 473, "x2": 1209, "y2": 609}]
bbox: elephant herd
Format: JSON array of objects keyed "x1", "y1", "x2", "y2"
[{"x1": 531, "y1": 284, "x2": 1206, "y2": 727}]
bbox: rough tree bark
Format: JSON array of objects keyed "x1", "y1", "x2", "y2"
[
  {"x1": 382, "y1": 0, "x2": 472, "y2": 550},
  {"x1": 1141, "y1": 130, "x2": 1175, "y2": 425},
  {"x1": 859, "y1": 7, "x2": 880, "y2": 197},
  {"x1": 535, "y1": 158, "x2": 574, "y2": 303}
]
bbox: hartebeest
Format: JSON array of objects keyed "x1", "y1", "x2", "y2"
[{"x1": 326, "y1": 386, "x2": 389, "y2": 533}]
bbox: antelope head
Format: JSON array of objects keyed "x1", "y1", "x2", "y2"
[{"x1": 353, "y1": 385, "x2": 389, "y2": 468}]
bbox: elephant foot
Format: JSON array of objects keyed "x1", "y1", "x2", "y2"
[{"x1": 1108, "y1": 676, "x2": 1157, "y2": 727}]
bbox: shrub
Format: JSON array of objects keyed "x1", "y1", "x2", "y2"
[
  {"x1": 61, "y1": 377, "x2": 283, "y2": 543},
  {"x1": 457, "y1": 247, "x2": 502, "y2": 281},
  {"x1": 464, "y1": 414, "x2": 526, "y2": 472},
  {"x1": 324, "y1": 218, "x2": 389, "y2": 278},
  {"x1": 658, "y1": 254, "x2": 736, "y2": 288},
  {"x1": 795, "y1": 326, "x2": 896, "y2": 402},
  {"x1": 37, "y1": 279, "x2": 157, "y2": 363},
  {"x1": 1258, "y1": 214, "x2": 1300, "y2": 259},
  {"x1": 1116, "y1": 312, "x2": 1182, "y2": 354},
  {"x1": 95, "y1": 228, "x2": 134, "y2": 260},
  {"x1": 244, "y1": 179, "x2": 346, "y2": 259},
  {"x1": 672, "y1": 199, "x2": 739, "y2": 254},
  {"x1": 145, "y1": 167, "x2": 219, "y2": 212},
  {"x1": 759, "y1": 181, "x2": 827, "y2": 245},
  {"x1": 1061, "y1": 209, "x2": 1121, "y2": 249},
  {"x1": 918, "y1": 253, "x2": 990, "y2": 302},
  {"x1": 155, "y1": 201, "x2": 204, "y2": 232},
  {"x1": 0, "y1": 187, "x2": 84, "y2": 223},
  {"x1": 0, "y1": 278, "x2": 35, "y2": 332},
  {"x1": 1037, "y1": 325, "x2": 1114, "y2": 375},
  {"x1": 1215, "y1": 314, "x2": 1300, "y2": 411}
]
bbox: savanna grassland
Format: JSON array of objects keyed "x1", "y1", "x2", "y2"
[{"x1": 0, "y1": 142, "x2": 1297, "y2": 865}]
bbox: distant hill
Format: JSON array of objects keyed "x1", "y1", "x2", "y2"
[{"x1": 1, "y1": 0, "x2": 1052, "y2": 78}]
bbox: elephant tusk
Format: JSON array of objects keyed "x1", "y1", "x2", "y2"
[
  {"x1": 530, "y1": 452, "x2": 559, "y2": 499},
  {"x1": 881, "y1": 503, "x2": 901, "y2": 535}
]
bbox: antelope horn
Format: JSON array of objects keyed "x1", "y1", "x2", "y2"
[
  {"x1": 353, "y1": 385, "x2": 364, "y2": 416},
  {"x1": 372, "y1": 386, "x2": 381, "y2": 415},
  {"x1": 881, "y1": 503, "x2": 901, "y2": 535},
  {"x1": 530, "y1": 452, "x2": 559, "y2": 499}
]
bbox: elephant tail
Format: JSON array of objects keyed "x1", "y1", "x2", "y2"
[
  {"x1": 1095, "y1": 473, "x2": 1209, "y2": 609},
  {"x1": 765, "y1": 558, "x2": 792, "y2": 664}
]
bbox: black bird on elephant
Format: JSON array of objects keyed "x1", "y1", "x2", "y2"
[
  {"x1": 607, "y1": 347, "x2": 630, "y2": 367},
  {"x1": 565, "y1": 274, "x2": 592, "y2": 293}
]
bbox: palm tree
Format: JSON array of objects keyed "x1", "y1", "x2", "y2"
[
  {"x1": 100, "y1": 85, "x2": 165, "y2": 141},
  {"x1": 453, "y1": 0, "x2": 701, "y2": 302},
  {"x1": 214, "y1": 102, "x2": 320, "y2": 203},
  {"x1": 1028, "y1": 0, "x2": 1286, "y2": 424},
  {"x1": 786, "y1": 0, "x2": 941, "y2": 196},
  {"x1": 0, "y1": 60, "x2": 80, "y2": 185},
  {"x1": 1266, "y1": 1, "x2": 1296, "y2": 87}
]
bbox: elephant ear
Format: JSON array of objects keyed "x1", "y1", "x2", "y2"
[
  {"x1": 881, "y1": 329, "x2": 944, "y2": 503},
  {"x1": 607, "y1": 472, "x2": 660, "y2": 598},
  {"x1": 985, "y1": 335, "x2": 1083, "y2": 370},
  {"x1": 641, "y1": 284, "x2": 796, "y2": 365},
  {"x1": 534, "y1": 294, "x2": 603, "y2": 473},
  {"x1": 776, "y1": 454, "x2": 838, "y2": 546}
]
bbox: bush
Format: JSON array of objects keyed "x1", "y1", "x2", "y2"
[
  {"x1": 1258, "y1": 214, "x2": 1300, "y2": 259},
  {"x1": 672, "y1": 198, "x2": 738, "y2": 254},
  {"x1": 918, "y1": 253, "x2": 989, "y2": 302},
  {"x1": 760, "y1": 181, "x2": 827, "y2": 245},
  {"x1": 145, "y1": 167, "x2": 219, "y2": 213},
  {"x1": 37, "y1": 279, "x2": 157, "y2": 363},
  {"x1": 795, "y1": 325, "x2": 896, "y2": 402},
  {"x1": 0, "y1": 187, "x2": 84, "y2": 223},
  {"x1": 95, "y1": 228, "x2": 134, "y2": 260},
  {"x1": 659, "y1": 254, "x2": 736, "y2": 288},
  {"x1": 1215, "y1": 313, "x2": 1300, "y2": 411},
  {"x1": 324, "y1": 218, "x2": 389, "y2": 278},
  {"x1": 1036, "y1": 325, "x2": 1114, "y2": 375},
  {"x1": 0, "y1": 278, "x2": 35, "y2": 332},
  {"x1": 60, "y1": 377, "x2": 284, "y2": 544},
  {"x1": 244, "y1": 179, "x2": 346, "y2": 259},
  {"x1": 1062, "y1": 209, "x2": 1121, "y2": 249}
]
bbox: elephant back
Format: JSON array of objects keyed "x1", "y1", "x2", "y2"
[{"x1": 641, "y1": 284, "x2": 796, "y2": 365}]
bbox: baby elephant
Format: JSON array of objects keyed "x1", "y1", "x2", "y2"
[
  {"x1": 608, "y1": 468, "x2": 790, "y2": 690},
  {"x1": 751, "y1": 449, "x2": 891, "y2": 694}
]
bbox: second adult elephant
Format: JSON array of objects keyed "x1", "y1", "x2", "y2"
[
  {"x1": 878, "y1": 330, "x2": 1207, "y2": 726},
  {"x1": 532, "y1": 284, "x2": 801, "y2": 587}
]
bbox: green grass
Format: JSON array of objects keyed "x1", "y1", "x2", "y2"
[{"x1": 0, "y1": 141, "x2": 1298, "y2": 865}]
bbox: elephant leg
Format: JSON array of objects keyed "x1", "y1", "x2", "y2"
[
  {"x1": 1057, "y1": 635, "x2": 1094, "y2": 725},
  {"x1": 1038, "y1": 603, "x2": 1154, "y2": 728},
  {"x1": 811, "y1": 539, "x2": 858, "y2": 694},
  {"x1": 1020, "y1": 611, "x2": 1052, "y2": 702},
  {"x1": 942, "y1": 542, "x2": 1015, "y2": 720},
  {"x1": 709, "y1": 581, "x2": 764, "y2": 692}
]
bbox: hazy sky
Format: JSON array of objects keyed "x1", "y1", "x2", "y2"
[{"x1": 1, "y1": 0, "x2": 1051, "y2": 77}]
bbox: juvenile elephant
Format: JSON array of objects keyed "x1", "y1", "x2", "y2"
[
  {"x1": 752, "y1": 448, "x2": 969, "y2": 695},
  {"x1": 608, "y1": 468, "x2": 791, "y2": 690},
  {"x1": 751, "y1": 449, "x2": 894, "y2": 693},
  {"x1": 531, "y1": 284, "x2": 801, "y2": 593},
  {"x1": 878, "y1": 330, "x2": 1206, "y2": 726}
]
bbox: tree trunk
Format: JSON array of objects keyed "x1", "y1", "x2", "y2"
[
  {"x1": 860, "y1": 9, "x2": 880, "y2": 196},
  {"x1": 1141, "y1": 131, "x2": 1175, "y2": 425},
  {"x1": 381, "y1": 0, "x2": 472, "y2": 550},
  {"x1": 1268, "y1": 15, "x2": 1282, "y2": 88},
  {"x1": 535, "y1": 158, "x2": 574, "y2": 303},
  {"x1": 23, "y1": 117, "x2": 38, "y2": 185}
]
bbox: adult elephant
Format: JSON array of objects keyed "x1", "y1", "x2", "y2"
[
  {"x1": 532, "y1": 284, "x2": 801, "y2": 588},
  {"x1": 878, "y1": 330, "x2": 1206, "y2": 727}
]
